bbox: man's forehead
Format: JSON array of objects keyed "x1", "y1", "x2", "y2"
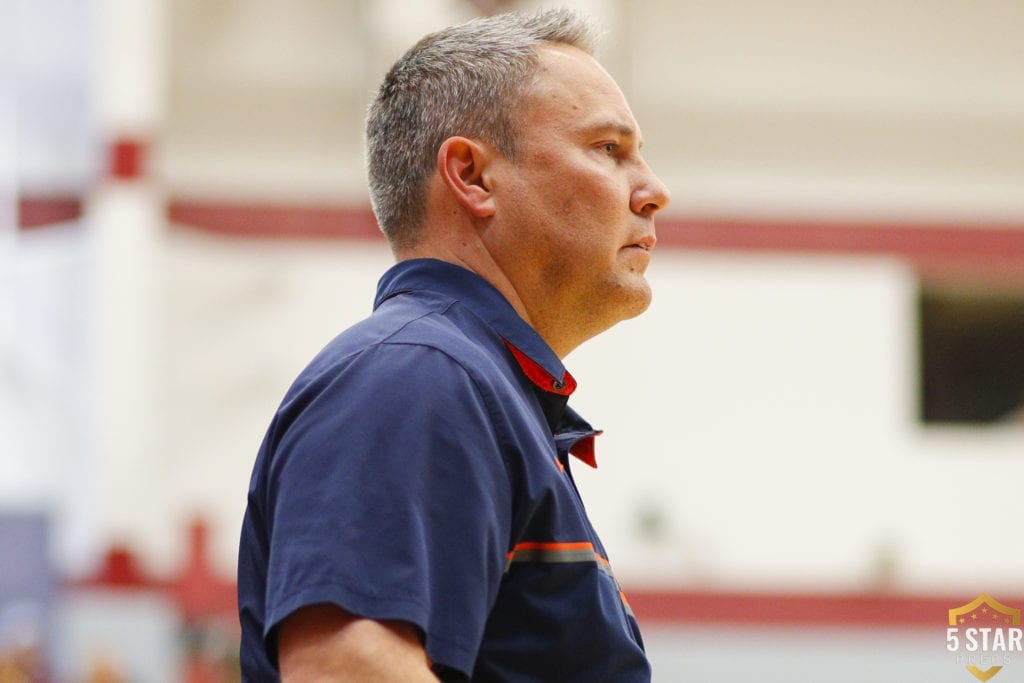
[{"x1": 525, "y1": 44, "x2": 640, "y2": 131}]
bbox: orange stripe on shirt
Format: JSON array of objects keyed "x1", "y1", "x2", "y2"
[
  {"x1": 511, "y1": 541, "x2": 595, "y2": 552},
  {"x1": 506, "y1": 541, "x2": 612, "y2": 565}
]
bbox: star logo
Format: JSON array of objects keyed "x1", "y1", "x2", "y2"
[{"x1": 948, "y1": 594, "x2": 1022, "y2": 681}]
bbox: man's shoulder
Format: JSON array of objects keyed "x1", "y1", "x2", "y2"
[{"x1": 293, "y1": 291, "x2": 512, "y2": 397}]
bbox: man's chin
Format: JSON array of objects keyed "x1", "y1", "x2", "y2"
[{"x1": 615, "y1": 280, "x2": 653, "y2": 321}]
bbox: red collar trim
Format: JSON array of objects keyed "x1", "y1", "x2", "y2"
[
  {"x1": 569, "y1": 434, "x2": 600, "y2": 469},
  {"x1": 503, "y1": 339, "x2": 576, "y2": 396},
  {"x1": 503, "y1": 339, "x2": 597, "y2": 467}
]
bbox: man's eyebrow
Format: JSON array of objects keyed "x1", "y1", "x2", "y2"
[{"x1": 584, "y1": 121, "x2": 644, "y2": 148}]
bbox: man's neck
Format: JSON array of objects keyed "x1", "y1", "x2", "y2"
[{"x1": 395, "y1": 244, "x2": 536, "y2": 332}]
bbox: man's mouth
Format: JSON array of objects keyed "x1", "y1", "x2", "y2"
[{"x1": 626, "y1": 234, "x2": 657, "y2": 252}]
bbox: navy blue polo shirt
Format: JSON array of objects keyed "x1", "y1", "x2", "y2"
[{"x1": 238, "y1": 258, "x2": 650, "y2": 682}]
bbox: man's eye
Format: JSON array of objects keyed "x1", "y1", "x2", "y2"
[{"x1": 602, "y1": 142, "x2": 618, "y2": 154}]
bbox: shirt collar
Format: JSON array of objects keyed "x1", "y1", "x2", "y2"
[{"x1": 375, "y1": 258, "x2": 574, "y2": 394}]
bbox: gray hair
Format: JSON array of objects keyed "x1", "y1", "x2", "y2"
[{"x1": 365, "y1": 8, "x2": 599, "y2": 250}]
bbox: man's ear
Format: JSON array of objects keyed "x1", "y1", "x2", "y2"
[{"x1": 436, "y1": 136, "x2": 496, "y2": 219}]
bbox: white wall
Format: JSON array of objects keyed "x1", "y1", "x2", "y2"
[
  {"x1": 626, "y1": 0, "x2": 1024, "y2": 223},
  {"x1": 570, "y1": 250, "x2": 1024, "y2": 593}
]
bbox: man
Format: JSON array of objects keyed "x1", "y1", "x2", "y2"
[{"x1": 238, "y1": 8, "x2": 670, "y2": 681}]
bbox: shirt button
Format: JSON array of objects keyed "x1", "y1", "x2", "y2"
[{"x1": 551, "y1": 379, "x2": 565, "y2": 391}]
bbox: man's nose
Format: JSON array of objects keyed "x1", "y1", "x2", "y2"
[{"x1": 631, "y1": 163, "x2": 671, "y2": 218}]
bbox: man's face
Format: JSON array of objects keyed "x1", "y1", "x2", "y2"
[{"x1": 486, "y1": 44, "x2": 670, "y2": 351}]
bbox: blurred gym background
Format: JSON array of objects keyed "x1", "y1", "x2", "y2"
[{"x1": 4, "y1": 0, "x2": 1023, "y2": 680}]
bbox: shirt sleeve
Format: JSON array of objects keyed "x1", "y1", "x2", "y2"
[{"x1": 262, "y1": 341, "x2": 513, "y2": 676}]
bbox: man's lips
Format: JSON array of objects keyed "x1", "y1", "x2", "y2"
[{"x1": 625, "y1": 234, "x2": 657, "y2": 252}]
